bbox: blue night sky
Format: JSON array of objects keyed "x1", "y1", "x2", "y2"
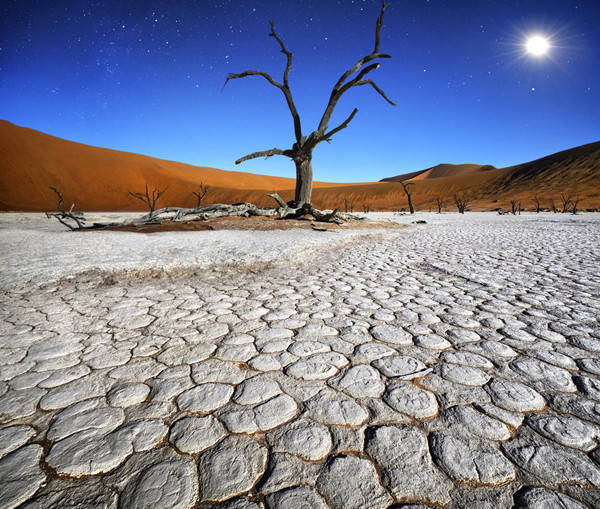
[{"x1": 1, "y1": 0, "x2": 598, "y2": 182}]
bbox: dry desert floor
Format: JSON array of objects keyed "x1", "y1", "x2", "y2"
[{"x1": 1, "y1": 212, "x2": 600, "y2": 508}]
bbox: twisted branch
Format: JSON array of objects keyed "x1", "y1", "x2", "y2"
[
  {"x1": 316, "y1": 0, "x2": 393, "y2": 136},
  {"x1": 45, "y1": 186, "x2": 86, "y2": 230},
  {"x1": 235, "y1": 148, "x2": 294, "y2": 165},
  {"x1": 225, "y1": 21, "x2": 303, "y2": 145},
  {"x1": 223, "y1": 70, "x2": 282, "y2": 91}
]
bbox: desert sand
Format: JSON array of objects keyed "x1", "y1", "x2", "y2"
[{"x1": 1, "y1": 120, "x2": 599, "y2": 212}]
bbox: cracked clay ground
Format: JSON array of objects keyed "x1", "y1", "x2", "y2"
[{"x1": 1, "y1": 212, "x2": 600, "y2": 508}]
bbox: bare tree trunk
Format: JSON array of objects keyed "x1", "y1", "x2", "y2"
[
  {"x1": 294, "y1": 157, "x2": 313, "y2": 205},
  {"x1": 401, "y1": 182, "x2": 415, "y2": 214}
]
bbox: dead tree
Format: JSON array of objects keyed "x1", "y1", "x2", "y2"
[
  {"x1": 343, "y1": 197, "x2": 355, "y2": 213},
  {"x1": 549, "y1": 198, "x2": 557, "y2": 213},
  {"x1": 224, "y1": 1, "x2": 395, "y2": 205},
  {"x1": 192, "y1": 183, "x2": 209, "y2": 208},
  {"x1": 532, "y1": 195, "x2": 541, "y2": 213},
  {"x1": 362, "y1": 203, "x2": 371, "y2": 213},
  {"x1": 128, "y1": 184, "x2": 167, "y2": 214},
  {"x1": 560, "y1": 192, "x2": 572, "y2": 213},
  {"x1": 571, "y1": 197, "x2": 580, "y2": 214},
  {"x1": 435, "y1": 197, "x2": 445, "y2": 214},
  {"x1": 510, "y1": 200, "x2": 518, "y2": 215},
  {"x1": 401, "y1": 182, "x2": 415, "y2": 214},
  {"x1": 454, "y1": 194, "x2": 469, "y2": 214},
  {"x1": 45, "y1": 187, "x2": 86, "y2": 230}
]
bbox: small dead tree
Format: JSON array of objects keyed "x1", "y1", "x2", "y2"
[
  {"x1": 362, "y1": 203, "x2": 371, "y2": 213},
  {"x1": 435, "y1": 196, "x2": 445, "y2": 214},
  {"x1": 571, "y1": 197, "x2": 580, "y2": 215},
  {"x1": 224, "y1": 1, "x2": 395, "y2": 205},
  {"x1": 518, "y1": 201, "x2": 522, "y2": 215},
  {"x1": 128, "y1": 184, "x2": 167, "y2": 214},
  {"x1": 549, "y1": 198, "x2": 557, "y2": 213},
  {"x1": 192, "y1": 182, "x2": 209, "y2": 208},
  {"x1": 560, "y1": 192, "x2": 572, "y2": 213},
  {"x1": 532, "y1": 195, "x2": 541, "y2": 213},
  {"x1": 454, "y1": 194, "x2": 470, "y2": 214},
  {"x1": 45, "y1": 186, "x2": 86, "y2": 230},
  {"x1": 343, "y1": 197, "x2": 354, "y2": 213},
  {"x1": 401, "y1": 182, "x2": 415, "y2": 214},
  {"x1": 510, "y1": 200, "x2": 518, "y2": 215}
]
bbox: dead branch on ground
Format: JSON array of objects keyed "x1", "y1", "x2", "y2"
[
  {"x1": 46, "y1": 188, "x2": 359, "y2": 231},
  {"x1": 45, "y1": 187, "x2": 87, "y2": 230}
]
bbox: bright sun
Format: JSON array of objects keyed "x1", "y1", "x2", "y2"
[{"x1": 526, "y1": 35, "x2": 550, "y2": 56}]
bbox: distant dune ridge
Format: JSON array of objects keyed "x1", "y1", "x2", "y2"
[
  {"x1": 380, "y1": 163, "x2": 496, "y2": 182},
  {"x1": 1, "y1": 120, "x2": 599, "y2": 212}
]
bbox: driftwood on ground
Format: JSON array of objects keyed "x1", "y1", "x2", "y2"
[{"x1": 46, "y1": 188, "x2": 361, "y2": 231}]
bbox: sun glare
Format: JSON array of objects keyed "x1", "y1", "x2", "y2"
[{"x1": 526, "y1": 35, "x2": 550, "y2": 56}]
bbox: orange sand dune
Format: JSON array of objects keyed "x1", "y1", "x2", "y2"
[
  {"x1": 1, "y1": 120, "x2": 599, "y2": 212},
  {"x1": 373, "y1": 141, "x2": 600, "y2": 211},
  {"x1": 382, "y1": 163, "x2": 496, "y2": 182},
  {"x1": 0, "y1": 120, "x2": 367, "y2": 211}
]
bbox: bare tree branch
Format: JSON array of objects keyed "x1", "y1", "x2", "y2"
[
  {"x1": 374, "y1": 0, "x2": 389, "y2": 53},
  {"x1": 46, "y1": 186, "x2": 86, "y2": 230},
  {"x1": 317, "y1": 0, "x2": 393, "y2": 134},
  {"x1": 225, "y1": 21, "x2": 303, "y2": 144},
  {"x1": 353, "y1": 79, "x2": 396, "y2": 105},
  {"x1": 266, "y1": 192, "x2": 288, "y2": 208},
  {"x1": 269, "y1": 20, "x2": 292, "y2": 88},
  {"x1": 223, "y1": 70, "x2": 282, "y2": 91},
  {"x1": 235, "y1": 148, "x2": 294, "y2": 165},
  {"x1": 321, "y1": 108, "x2": 359, "y2": 143},
  {"x1": 269, "y1": 21, "x2": 303, "y2": 143}
]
